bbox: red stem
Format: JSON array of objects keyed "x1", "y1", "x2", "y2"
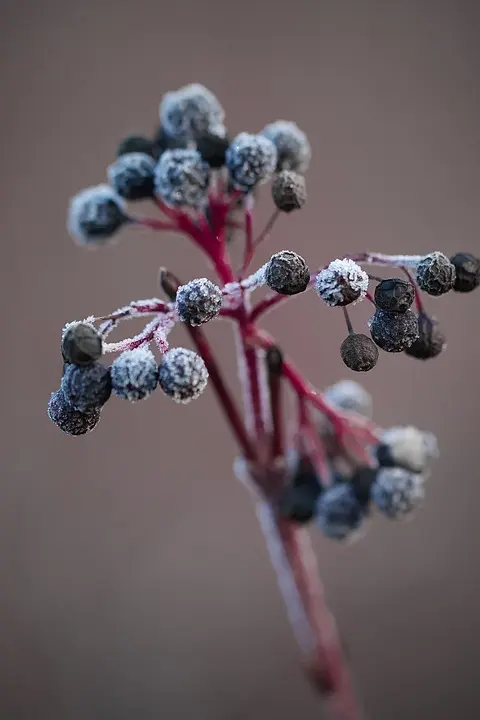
[
  {"x1": 402, "y1": 266, "x2": 425, "y2": 314},
  {"x1": 265, "y1": 346, "x2": 284, "y2": 460}
]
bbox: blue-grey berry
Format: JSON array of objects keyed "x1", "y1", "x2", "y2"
[
  {"x1": 61, "y1": 321, "x2": 102, "y2": 366},
  {"x1": 154, "y1": 149, "x2": 210, "y2": 208},
  {"x1": 111, "y1": 348, "x2": 158, "y2": 401},
  {"x1": 159, "y1": 83, "x2": 225, "y2": 143},
  {"x1": 175, "y1": 278, "x2": 223, "y2": 326},
  {"x1": 369, "y1": 308, "x2": 419, "y2": 352},
  {"x1": 61, "y1": 363, "x2": 112, "y2": 412},
  {"x1": 116, "y1": 134, "x2": 160, "y2": 159},
  {"x1": 68, "y1": 185, "x2": 128, "y2": 245},
  {"x1": 158, "y1": 347, "x2": 208, "y2": 404},
  {"x1": 371, "y1": 467, "x2": 425, "y2": 518},
  {"x1": 271, "y1": 170, "x2": 307, "y2": 213},
  {"x1": 324, "y1": 380, "x2": 372, "y2": 418},
  {"x1": 415, "y1": 252, "x2": 456, "y2": 296},
  {"x1": 265, "y1": 250, "x2": 310, "y2": 296},
  {"x1": 261, "y1": 120, "x2": 311, "y2": 173},
  {"x1": 226, "y1": 133, "x2": 277, "y2": 192},
  {"x1": 107, "y1": 152, "x2": 156, "y2": 201},
  {"x1": 47, "y1": 388, "x2": 101, "y2": 435},
  {"x1": 316, "y1": 483, "x2": 364, "y2": 540}
]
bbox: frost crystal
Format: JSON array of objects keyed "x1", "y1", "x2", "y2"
[
  {"x1": 111, "y1": 348, "x2": 158, "y2": 401},
  {"x1": 315, "y1": 259, "x2": 369, "y2": 307},
  {"x1": 372, "y1": 467, "x2": 425, "y2": 518},
  {"x1": 67, "y1": 184, "x2": 127, "y2": 245},
  {"x1": 158, "y1": 347, "x2": 208, "y2": 404},
  {"x1": 159, "y1": 83, "x2": 225, "y2": 143},
  {"x1": 175, "y1": 278, "x2": 223, "y2": 325},
  {"x1": 48, "y1": 389, "x2": 101, "y2": 436},
  {"x1": 226, "y1": 133, "x2": 278, "y2": 191},
  {"x1": 154, "y1": 149, "x2": 210, "y2": 208}
]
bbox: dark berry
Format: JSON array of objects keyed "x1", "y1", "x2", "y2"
[
  {"x1": 154, "y1": 149, "x2": 210, "y2": 208},
  {"x1": 371, "y1": 467, "x2": 424, "y2": 518},
  {"x1": 416, "y1": 252, "x2": 456, "y2": 296},
  {"x1": 271, "y1": 170, "x2": 307, "y2": 213},
  {"x1": 47, "y1": 389, "x2": 101, "y2": 436},
  {"x1": 175, "y1": 278, "x2": 223, "y2": 326},
  {"x1": 350, "y1": 467, "x2": 376, "y2": 507},
  {"x1": 450, "y1": 252, "x2": 480, "y2": 293},
  {"x1": 108, "y1": 153, "x2": 156, "y2": 201},
  {"x1": 159, "y1": 83, "x2": 225, "y2": 143},
  {"x1": 405, "y1": 313, "x2": 445, "y2": 360},
  {"x1": 369, "y1": 308, "x2": 419, "y2": 352},
  {"x1": 111, "y1": 348, "x2": 158, "y2": 401},
  {"x1": 197, "y1": 129, "x2": 230, "y2": 169},
  {"x1": 153, "y1": 125, "x2": 188, "y2": 153},
  {"x1": 374, "y1": 278, "x2": 414, "y2": 313},
  {"x1": 316, "y1": 484, "x2": 364, "y2": 540},
  {"x1": 68, "y1": 185, "x2": 128, "y2": 245},
  {"x1": 265, "y1": 250, "x2": 310, "y2": 296},
  {"x1": 340, "y1": 334, "x2": 379, "y2": 372},
  {"x1": 61, "y1": 322, "x2": 102, "y2": 366},
  {"x1": 226, "y1": 133, "x2": 277, "y2": 191},
  {"x1": 261, "y1": 121, "x2": 311, "y2": 173},
  {"x1": 61, "y1": 363, "x2": 112, "y2": 412},
  {"x1": 116, "y1": 134, "x2": 160, "y2": 159},
  {"x1": 278, "y1": 484, "x2": 320, "y2": 524}
]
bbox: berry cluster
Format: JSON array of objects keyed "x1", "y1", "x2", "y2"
[{"x1": 50, "y1": 81, "x2": 479, "y2": 717}]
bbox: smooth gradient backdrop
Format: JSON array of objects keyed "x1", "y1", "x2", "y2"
[{"x1": 1, "y1": 1, "x2": 479, "y2": 718}]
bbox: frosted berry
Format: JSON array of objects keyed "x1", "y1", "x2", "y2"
[
  {"x1": 107, "y1": 152, "x2": 156, "y2": 201},
  {"x1": 405, "y1": 313, "x2": 446, "y2": 360},
  {"x1": 47, "y1": 389, "x2": 101, "y2": 436},
  {"x1": 324, "y1": 380, "x2": 373, "y2": 418},
  {"x1": 450, "y1": 252, "x2": 480, "y2": 293},
  {"x1": 271, "y1": 170, "x2": 307, "y2": 213},
  {"x1": 61, "y1": 322, "x2": 102, "y2": 366},
  {"x1": 316, "y1": 259, "x2": 369, "y2": 307},
  {"x1": 159, "y1": 83, "x2": 225, "y2": 143},
  {"x1": 116, "y1": 134, "x2": 159, "y2": 159},
  {"x1": 158, "y1": 347, "x2": 208, "y2": 404},
  {"x1": 369, "y1": 309, "x2": 419, "y2": 352},
  {"x1": 154, "y1": 149, "x2": 210, "y2": 208},
  {"x1": 376, "y1": 425, "x2": 438, "y2": 474},
  {"x1": 371, "y1": 467, "x2": 425, "y2": 518},
  {"x1": 111, "y1": 348, "x2": 158, "y2": 401},
  {"x1": 416, "y1": 252, "x2": 456, "y2": 296},
  {"x1": 68, "y1": 185, "x2": 128, "y2": 245},
  {"x1": 61, "y1": 362, "x2": 112, "y2": 412},
  {"x1": 197, "y1": 128, "x2": 230, "y2": 168},
  {"x1": 175, "y1": 278, "x2": 223, "y2": 326},
  {"x1": 226, "y1": 132, "x2": 277, "y2": 192},
  {"x1": 265, "y1": 250, "x2": 310, "y2": 296},
  {"x1": 340, "y1": 334, "x2": 379, "y2": 372},
  {"x1": 261, "y1": 120, "x2": 311, "y2": 173},
  {"x1": 316, "y1": 484, "x2": 364, "y2": 540},
  {"x1": 374, "y1": 278, "x2": 414, "y2": 313}
]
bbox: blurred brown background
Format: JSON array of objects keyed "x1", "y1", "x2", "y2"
[{"x1": 1, "y1": 1, "x2": 479, "y2": 718}]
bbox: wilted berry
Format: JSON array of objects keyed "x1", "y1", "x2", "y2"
[
  {"x1": 369, "y1": 308, "x2": 419, "y2": 352},
  {"x1": 111, "y1": 348, "x2": 158, "y2": 401},
  {"x1": 197, "y1": 128, "x2": 230, "y2": 169},
  {"x1": 376, "y1": 425, "x2": 438, "y2": 474},
  {"x1": 316, "y1": 484, "x2": 364, "y2": 540},
  {"x1": 154, "y1": 149, "x2": 210, "y2": 208},
  {"x1": 107, "y1": 152, "x2": 156, "y2": 201},
  {"x1": 316, "y1": 259, "x2": 369, "y2": 307},
  {"x1": 226, "y1": 133, "x2": 277, "y2": 192},
  {"x1": 271, "y1": 170, "x2": 307, "y2": 213},
  {"x1": 47, "y1": 389, "x2": 101, "y2": 436},
  {"x1": 340, "y1": 334, "x2": 379, "y2": 372},
  {"x1": 175, "y1": 278, "x2": 223, "y2": 325},
  {"x1": 374, "y1": 278, "x2": 414, "y2": 313},
  {"x1": 265, "y1": 250, "x2": 310, "y2": 296},
  {"x1": 159, "y1": 83, "x2": 225, "y2": 143},
  {"x1": 61, "y1": 322, "x2": 102, "y2": 366},
  {"x1": 350, "y1": 467, "x2": 376, "y2": 507},
  {"x1": 68, "y1": 185, "x2": 128, "y2": 245},
  {"x1": 415, "y1": 252, "x2": 456, "y2": 296},
  {"x1": 261, "y1": 120, "x2": 311, "y2": 173},
  {"x1": 450, "y1": 252, "x2": 480, "y2": 293},
  {"x1": 371, "y1": 467, "x2": 424, "y2": 519},
  {"x1": 324, "y1": 380, "x2": 373, "y2": 418},
  {"x1": 405, "y1": 313, "x2": 446, "y2": 360},
  {"x1": 116, "y1": 134, "x2": 159, "y2": 159},
  {"x1": 158, "y1": 347, "x2": 208, "y2": 404},
  {"x1": 61, "y1": 362, "x2": 112, "y2": 412}
]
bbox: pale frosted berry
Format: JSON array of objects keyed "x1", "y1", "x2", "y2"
[
  {"x1": 175, "y1": 278, "x2": 223, "y2": 326},
  {"x1": 340, "y1": 334, "x2": 379, "y2": 372},
  {"x1": 47, "y1": 389, "x2": 101, "y2": 436},
  {"x1": 226, "y1": 133, "x2": 277, "y2": 191},
  {"x1": 324, "y1": 380, "x2": 372, "y2": 418},
  {"x1": 107, "y1": 152, "x2": 156, "y2": 200},
  {"x1": 416, "y1": 252, "x2": 456, "y2": 296},
  {"x1": 159, "y1": 83, "x2": 225, "y2": 143},
  {"x1": 61, "y1": 363, "x2": 112, "y2": 412},
  {"x1": 116, "y1": 134, "x2": 159, "y2": 159},
  {"x1": 316, "y1": 259, "x2": 369, "y2": 307},
  {"x1": 158, "y1": 347, "x2": 208, "y2": 403},
  {"x1": 271, "y1": 170, "x2": 307, "y2": 213},
  {"x1": 68, "y1": 185, "x2": 128, "y2": 245},
  {"x1": 154, "y1": 149, "x2": 210, "y2": 208},
  {"x1": 371, "y1": 467, "x2": 425, "y2": 518},
  {"x1": 450, "y1": 252, "x2": 480, "y2": 293},
  {"x1": 316, "y1": 484, "x2": 364, "y2": 540},
  {"x1": 405, "y1": 313, "x2": 446, "y2": 360},
  {"x1": 374, "y1": 278, "x2": 414, "y2": 313},
  {"x1": 261, "y1": 120, "x2": 311, "y2": 173},
  {"x1": 197, "y1": 128, "x2": 230, "y2": 168},
  {"x1": 61, "y1": 322, "x2": 102, "y2": 366},
  {"x1": 376, "y1": 426, "x2": 438, "y2": 474},
  {"x1": 265, "y1": 250, "x2": 310, "y2": 296},
  {"x1": 369, "y1": 309, "x2": 419, "y2": 352},
  {"x1": 111, "y1": 348, "x2": 158, "y2": 401}
]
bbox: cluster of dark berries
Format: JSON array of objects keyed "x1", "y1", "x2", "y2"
[{"x1": 48, "y1": 322, "x2": 209, "y2": 435}]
